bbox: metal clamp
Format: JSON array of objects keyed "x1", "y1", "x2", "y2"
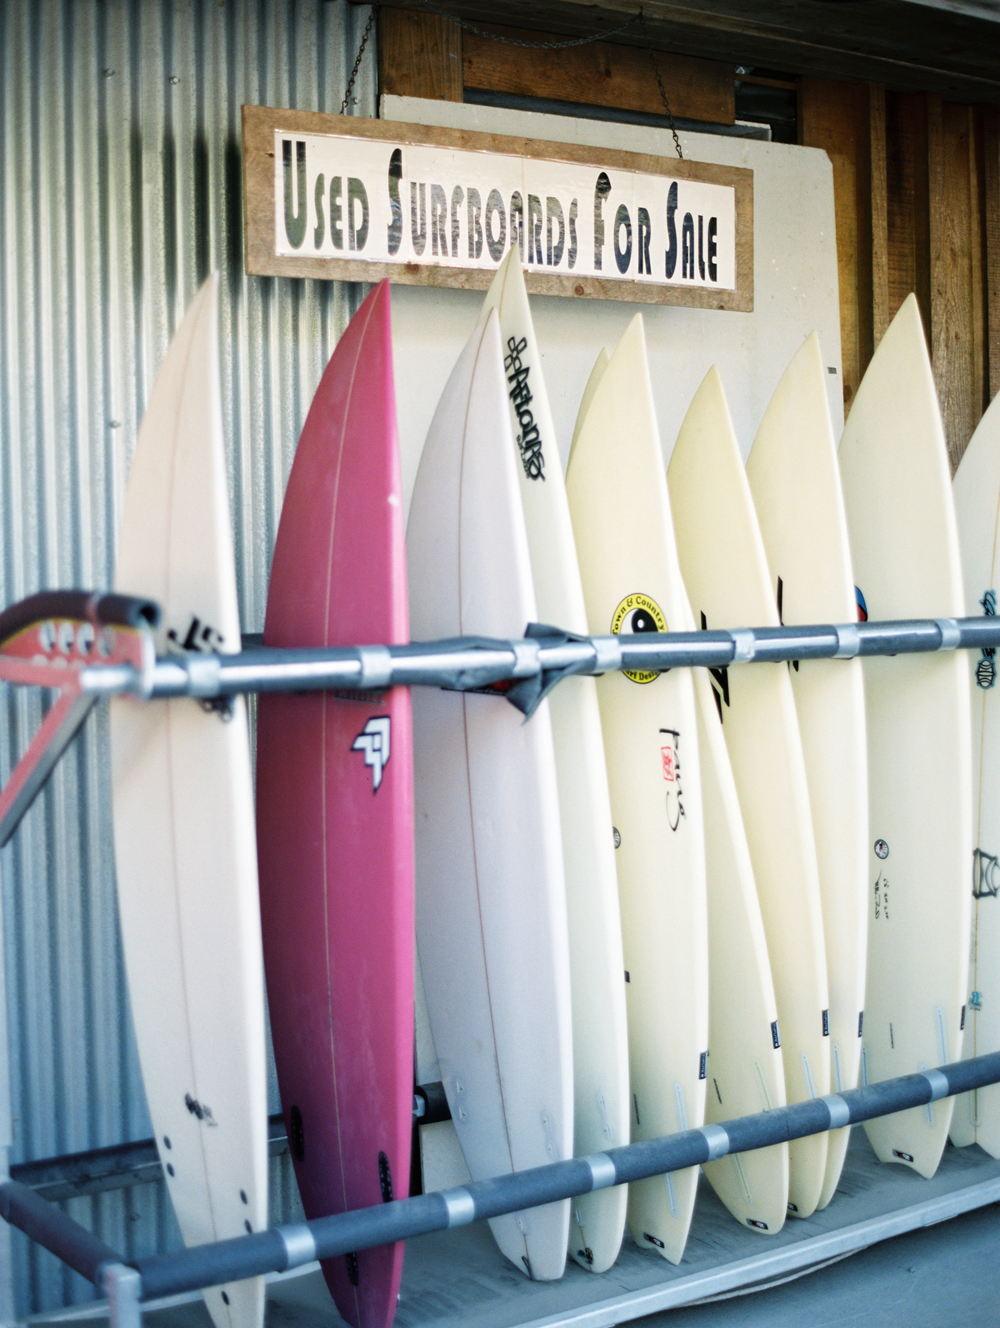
[{"x1": 834, "y1": 623, "x2": 861, "y2": 658}]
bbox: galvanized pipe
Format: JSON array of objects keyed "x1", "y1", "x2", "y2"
[{"x1": 4, "y1": 1051, "x2": 1000, "y2": 1304}]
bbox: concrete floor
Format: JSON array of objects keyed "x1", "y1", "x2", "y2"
[{"x1": 637, "y1": 1201, "x2": 1000, "y2": 1327}]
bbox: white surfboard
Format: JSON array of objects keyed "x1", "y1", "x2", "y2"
[
  {"x1": 694, "y1": 666, "x2": 790, "y2": 1235},
  {"x1": 407, "y1": 309, "x2": 574, "y2": 1282},
  {"x1": 477, "y1": 251, "x2": 629, "y2": 1274},
  {"x1": 948, "y1": 388, "x2": 1000, "y2": 1154},
  {"x1": 746, "y1": 331, "x2": 869, "y2": 1210},
  {"x1": 566, "y1": 313, "x2": 708, "y2": 1267},
  {"x1": 838, "y1": 293, "x2": 971, "y2": 1178},
  {"x1": 110, "y1": 275, "x2": 268, "y2": 1328},
  {"x1": 667, "y1": 366, "x2": 831, "y2": 1221}
]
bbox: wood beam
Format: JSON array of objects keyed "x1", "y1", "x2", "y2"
[
  {"x1": 378, "y1": 9, "x2": 464, "y2": 103},
  {"x1": 462, "y1": 22, "x2": 734, "y2": 125}
]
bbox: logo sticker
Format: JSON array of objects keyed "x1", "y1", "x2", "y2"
[
  {"x1": 661, "y1": 745, "x2": 675, "y2": 782},
  {"x1": 352, "y1": 716, "x2": 391, "y2": 791},
  {"x1": 974, "y1": 848, "x2": 1000, "y2": 898},
  {"x1": 611, "y1": 593, "x2": 667, "y2": 683},
  {"x1": 855, "y1": 586, "x2": 868, "y2": 622},
  {"x1": 977, "y1": 590, "x2": 996, "y2": 688},
  {"x1": 874, "y1": 839, "x2": 889, "y2": 860},
  {"x1": 504, "y1": 336, "x2": 545, "y2": 481}
]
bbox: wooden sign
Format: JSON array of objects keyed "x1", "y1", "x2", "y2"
[{"x1": 242, "y1": 105, "x2": 753, "y2": 310}]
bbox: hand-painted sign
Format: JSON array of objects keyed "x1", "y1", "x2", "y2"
[{"x1": 243, "y1": 106, "x2": 753, "y2": 310}]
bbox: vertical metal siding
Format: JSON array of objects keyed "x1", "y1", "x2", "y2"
[{"x1": 0, "y1": 0, "x2": 374, "y2": 1315}]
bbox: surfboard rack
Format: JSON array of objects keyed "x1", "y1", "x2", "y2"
[
  {"x1": 0, "y1": 588, "x2": 998, "y2": 843},
  {"x1": 3, "y1": 1050, "x2": 1000, "y2": 1328}
]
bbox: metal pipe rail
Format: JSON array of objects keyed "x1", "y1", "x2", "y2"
[
  {"x1": 87, "y1": 616, "x2": 1000, "y2": 714},
  {"x1": 3, "y1": 1051, "x2": 1000, "y2": 1326}
]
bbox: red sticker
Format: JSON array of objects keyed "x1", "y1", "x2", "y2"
[{"x1": 661, "y1": 746, "x2": 675, "y2": 782}]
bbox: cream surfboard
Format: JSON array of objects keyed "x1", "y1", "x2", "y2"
[
  {"x1": 746, "y1": 332, "x2": 869, "y2": 1209},
  {"x1": 570, "y1": 348, "x2": 610, "y2": 454},
  {"x1": 566, "y1": 313, "x2": 708, "y2": 1267},
  {"x1": 838, "y1": 293, "x2": 971, "y2": 1178},
  {"x1": 667, "y1": 366, "x2": 831, "y2": 1221},
  {"x1": 407, "y1": 309, "x2": 574, "y2": 1282},
  {"x1": 694, "y1": 666, "x2": 790, "y2": 1235},
  {"x1": 477, "y1": 251, "x2": 629, "y2": 1274},
  {"x1": 948, "y1": 388, "x2": 1000, "y2": 1153},
  {"x1": 570, "y1": 345, "x2": 787, "y2": 1236},
  {"x1": 110, "y1": 275, "x2": 267, "y2": 1328}
]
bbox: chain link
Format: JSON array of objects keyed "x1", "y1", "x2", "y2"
[
  {"x1": 637, "y1": 10, "x2": 684, "y2": 159},
  {"x1": 340, "y1": 7, "x2": 376, "y2": 116},
  {"x1": 420, "y1": 0, "x2": 642, "y2": 49}
]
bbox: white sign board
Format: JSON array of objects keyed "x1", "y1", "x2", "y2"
[{"x1": 243, "y1": 108, "x2": 753, "y2": 310}]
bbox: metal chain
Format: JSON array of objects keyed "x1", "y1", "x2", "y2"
[
  {"x1": 420, "y1": 0, "x2": 641, "y2": 50},
  {"x1": 636, "y1": 10, "x2": 684, "y2": 159},
  {"x1": 340, "y1": 7, "x2": 377, "y2": 115}
]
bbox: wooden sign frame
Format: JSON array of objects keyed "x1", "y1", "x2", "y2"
[{"x1": 242, "y1": 105, "x2": 753, "y2": 310}]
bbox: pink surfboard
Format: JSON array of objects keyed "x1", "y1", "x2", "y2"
[{"x1": 255, "y1": 281, "x2": 414, "y2": 1328}]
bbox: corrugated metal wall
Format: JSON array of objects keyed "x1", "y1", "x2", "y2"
[{"x1": 0, "y1": 0, "x2": 375, "y2": 1316}]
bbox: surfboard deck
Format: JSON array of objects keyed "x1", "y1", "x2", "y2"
[
  {"x1": 746, "y1": 331, "x2": 869, "y2": 1210},
  {"x1": 407, "y1": 308, "x2": 574, "y2": 1283},
  {"x1": 255, "y1": 280, "x2": 414, "y2": 1328},
  {"x1": 838, "y1": 293, "x2": 971, "y2": 1179},
  {"x1": 694, "y1": 665, "x2": 790, "y2": 1235},
  {"x1": 949, "y1": 388, "x2": 1000, "y2": 1156},
  {"x1": 110, "y1": 274, "x2": 268, "y2": 1328},
  {"x1": 667, "y1": 365, "x2": 831, "y2": 1221},
  {"x1": 566, "y1": 313, "x2": 708, "y2": 1268},
  {"x1": 478, "y1": 251, "x2": 629, "y2": 1275}
]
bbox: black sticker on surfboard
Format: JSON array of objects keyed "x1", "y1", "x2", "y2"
[
  {"x1": 660, "y1": 727, "x2": 685, "y2": 830},
  {"x1": 974, "y1": 848, "x2": 1000, "y2": 898},
  {"x1": 978, "y1": 591, "x2": 997, "y2": 689},
  {"x1": 611, "y1": 593, "x2": 667, "y2": 683},
  {"x1": 746, "y1": 1218, "x2": 769, "y2": 1230},
  {"x1": 892, "y1": 1149, "x2": 914, "y2": 1163},
  {"x1": 352, "y1": 716, "x2": 391, "y2": 791},
  {"x1": 504, "y1": 336, "x2": 545, "y2": 481}
]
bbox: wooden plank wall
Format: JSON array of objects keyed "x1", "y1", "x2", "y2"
[
  {"x1": 379, "y1": 10, "x2": 1000, "y2": 470},
  {"x1": 800, "y1": 81, "x2": 1000, "y2": 470}
]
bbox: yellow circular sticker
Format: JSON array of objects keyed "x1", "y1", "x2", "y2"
[{"x1": 611, "y1": 592, "x2": 667, "y2": 683}]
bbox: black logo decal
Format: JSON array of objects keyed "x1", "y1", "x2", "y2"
[
  {"x1": 378, "y1": 1151, "x2": 393, "y2": 1203},
  {"x1": 660, "y1": 727, "x2": 685, "y2": 831},
  {"x1": 699, "y1": 1050, "x2": 708, "y2": 1080},
  {"x1": 168, "y1": 615, "x2": 224, "y2": 654},
  {"x1": 577, "y1": 1247, "x2": 594, "y2": 1266},
  {"x1": 822, "y1": 1009, "x2": 830, "y2": 1037},
  {"x1": 892, "y1": 1149, "x2": 914, "y2": 1163},
  {"x1": 504, "y1": 337, "x2": 545, "y2": 480},
  {"x1": 771, "y1": 1020, "x2": 781, "y2": 1049},
  {"x1": 747, "y1": 1218, "x2": 769, "y2": 1230},
  {"x1": 974, "y1": 848, "x2": 1000, "y2": 898},
  {"x1": 184, "y1": 1093, "x2": 216, "y2": 1125},
  {"x1": 643, "y1": 1233, "x2": 665, "y2": 1249},
  {"x1": 978, "y1": 591, "x2": 997, "y2": 688}
]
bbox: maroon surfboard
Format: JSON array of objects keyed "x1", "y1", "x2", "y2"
[{"x1": 256, "y1": 281, "x2": 414, "y2": 1328}]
